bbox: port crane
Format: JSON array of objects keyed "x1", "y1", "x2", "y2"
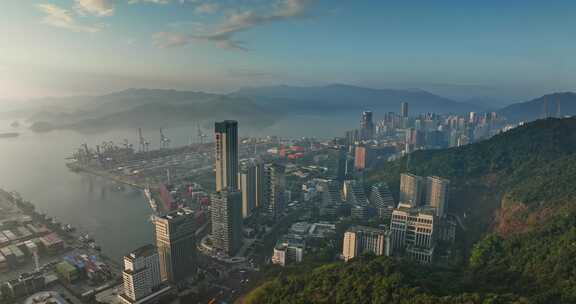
[
  {"x1": 138, "y1": 128, "x2": 150, "y2": 153},
  {"x1": 197, "y1": 122, "x2": 207, "y2": 144},
  {"x1": 160, "y1": 128, "x2": 170, "y2": 149}
]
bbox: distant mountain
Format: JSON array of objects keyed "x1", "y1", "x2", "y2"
[
  {"x1": 24, "y1": 89, "x2": 281, "y2": 132},
  {"x1": 234, "y1": 84, "x2": 484, "y2": 114},
  {"x1": 498, "y1": 92, "x2": 576, "y2": 122}
]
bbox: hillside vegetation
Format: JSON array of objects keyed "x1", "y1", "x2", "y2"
[{"x1": 242, "y1": 117, "x2": 576, "y2": 304}]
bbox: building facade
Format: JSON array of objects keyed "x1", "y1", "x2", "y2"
[
  {"x1": 342, "y1": 226, "x2": 391, "y2": 261},
  {"x1": 425, "y1": 176, "x2": 450, "y2": 218},
  {"x1": 121, "y1": 245, "x2": 161, "y2": 303},
  {"x1": 154, "y1": 208, "x2": 197, "y2": 283},
  {"x1": 399, "y1": 173, "x2": 424, "y2": 207},
  {"x1": 210, "y1": 190, "x2": 243, "y2": 256},
  {"x1": 390, "y1": 204, "x2": 436, "y2": 264},
  {"x1": 215, "y1": 120, "x2": 239, "y2": 192},
  {"x1": 263, "y1": 163, "x2": 286, "y2": 218}
]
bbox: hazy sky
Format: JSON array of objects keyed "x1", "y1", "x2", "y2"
[{"x1": 1, "y1": 0, "x2": 575, "y2": 100}]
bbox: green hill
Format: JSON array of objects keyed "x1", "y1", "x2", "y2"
[{"x1": 242, "y1": 117, "x2": 576, "y2": 304}]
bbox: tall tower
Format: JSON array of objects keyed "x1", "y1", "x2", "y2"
[
  {"x1": 211, "y1": 190, "x2": 243, "y2": 256},
  {"x1": 399, "y1": 173, "x2": 424, "y2": 207},
  {"x1": 425, "y1": 176, "x2": 450, "y2": 218},
  {"x1": 215, "y1": 120, "x2": 239, "y2": 192},
  {"x1": 263, "y1": 163, "x2": 286, "y2": 219},
  {"x1": 153, "y1": 208, "x2": 197, "y2": 283},
  {"x1": 360, "y1": 111, "x2": 374, "y2": 140},
  {"x1": 400, "y1": 102, "x2": 409, "y2": 118},
  {"x1": 239, "y1": 162, "x2": 257, "y2": 218}
]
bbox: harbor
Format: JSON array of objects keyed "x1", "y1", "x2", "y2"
[{"x1": 0, "y1": 188, "x2": 121, "y2": 302}]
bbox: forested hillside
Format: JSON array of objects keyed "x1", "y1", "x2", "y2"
[{"x1": 242, "y1": 117, "x2": 576, "y2": 304}]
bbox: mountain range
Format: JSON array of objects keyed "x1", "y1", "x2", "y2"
[{"x1": 4, "y1": 85, "x2": 576, "y2": 133}]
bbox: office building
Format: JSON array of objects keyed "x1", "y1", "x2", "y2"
[
  {"x1": 369, "y1": 182, "x2": 396, "y2": 220},
  {"x1": 390, "y1": 204, "x2": 436, "y2": 264},
  {"x1": 425, "y1": 176, "x2": 450, "y2": 218},
  {"x1": 154, "y1": 208, "x2": 197, "y2": 283},
  {"x1": 360, "y1": 111, "x2": 374, "y2": 140},
  {"x1": 239, "y1": 162, "x2": 257, "y2": 218},
  {"x1": 121, "y1": 245, "x2": 161, "y2": 303},
  {"x1": 254, "y1": 161, "x2": 265, "y2": 209},
  {"x1": 369, "y1": 182, "x2": 395, "y2": 208},
  {"x1": 354, "y1": 145, "x2": 367, "y2": 171},
  {"x1": 399, "y1": 173, "x2": 424, "y2": 207},
  {"x1": 215, "y1": 120, "x2": 239, "y2": 192},
  {"x1": 336, "y1": 148, "x2": 347, "y2": 182},
  {"x1": 211, "y1": 190, "x2": 243, "y2": 256},
  {"x1": 263, "y1": 163, "x2": 286, "y2": 218},
  {"x1": 342, "y1": 226, "x2": 391, "y2": 261},
  {"x1": 400, "y1": 102, "x2": 409, "y2": 118},
  {"x1": 271, "y1": 234, "x2": 305, "y2": 266},
  {"x1": 343, "y1": 180, "x2": 368, "y2": 206}
]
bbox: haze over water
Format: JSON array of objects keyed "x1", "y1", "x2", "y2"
[{"x1": 0, "y1": 115, "x2": 353, "y2": 260}]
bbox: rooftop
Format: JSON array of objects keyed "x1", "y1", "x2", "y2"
[{"x1": 126, "y1": 244, "x2": 156, "y2": 260}]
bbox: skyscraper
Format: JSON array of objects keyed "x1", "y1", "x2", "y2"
[
  {"x1": 215, "y1": 120, "x2": 239, "y2": 192},
  {"x1": 360, "y1": 111, "x2": 374, "y2": 140},
  {"x1": 121, "y1": 244, "x2": 161, "y2": 303},
  {"x1": 154, "y1": 208, "x2": 197, "y2": 283},
  {"x1": 399, "y1": 173, "x2": 424, "y2": 207},
  {"x1": 400, "y1": 102, "x2": 409, "y2": 118},
  {"x1": 336, "y1": 148, "x2": 347, "y2": 183},
  {"x1": 342, "y1": 226, "x2": 391, "y2": 261},
  {"x1": 211, "y1": 190, "x2": 243, "y2": 256},
  {"x1": 354, "y1": 145, "x2": 367, "y2": 171},
  {"x1": 239, "y1": 161, "x2": 257, "y2": 218},
  {"x1": 263, "y1": 163, "x2": 286, "y2": 218},
  {"x1": 425, "y1": 176, "x2": 450, "y2": 218}
]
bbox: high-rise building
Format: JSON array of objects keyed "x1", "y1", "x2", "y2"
[
  {"x1": 239, "y1": 162, "x2": 257, "y2": 218},
  {"x1": 121, "y1": 245, "x2": 161, "y2": 303},
  {"x1": 354, "y1": 145, "x2": 367, "y2": 171},
  {"x1": 154, "y1": 208, "x2": 197, "y2": 283},
  {"x1": 369, "y1": 182, "x2": 395, "y2": 208},
  {"x1": 360, "y1": 111, "x2": 374, "y2": 140},
  {"x1": 400, "y1": 102, "x2": 409, "y2": 118},
  {"x1": 263, "y1": 163, "x2": 286, "y2": 218},
  {"x1": 425, "y1": 176, "x2": 450, "y2": 218},
  {"x1": 390, "y1": 204, "x2": 436, "y2": 264},
  {"x1": 399, "y1": 173, "x2": 424, "y2": 207},
  {"x1": 215, "y1": 120, "x2": 239, "y2": 192},
  {"x1": 336, "y1": 148, "x2": 347, "y2": 183},
  {"x1": 343, "y1": 180, "x2": 368, "y2": 206},
  {"x1": 211, "y1": 190, "x2": 243, "y2": 256},
  {"x1": 369, "y1": 182, "x2": 396, "y2": 220},
  {"x1": 254, "y1": 161, "x2": 265, "y2": 209},
  {"x1": 342, "y1": 226, "x2": 391, "y2": 261}
]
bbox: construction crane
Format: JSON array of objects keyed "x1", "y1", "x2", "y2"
[
  {"x1": 160, "y1": 128, "x2": 170, "y2": 149},
  {"x1": 138, "y1": 128, "x2": 150, "y2": 153}
]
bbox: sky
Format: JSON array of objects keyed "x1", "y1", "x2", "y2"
[{"x1": 1, "y1": 0, "x2": 576, "y2": 101}]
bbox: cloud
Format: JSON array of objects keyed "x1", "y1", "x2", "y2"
[
  {"x1": 75, "y1": 0, "x2": 115, "y2": 16},
  {"x1": 194, "y1": 2, "x2": 219, "y2": 15},
  {"x1": 128, "y1": 0, "x2": 171, "y2": 4},
  {"x1": 154, "y1": 0, "x2": 315, "y2": 50},
  {"x1": 36, "y1": 3, "x2": 102, "y2": 33}
]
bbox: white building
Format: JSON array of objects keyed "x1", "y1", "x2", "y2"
[
  {"x1": 121, "y1": 245, "x2": 161, "y2": 303},
  {"x1": 390, "y1": 204, "x2": 436, "y2": 264},
  {"x1": 271, "y1": 235, "x2": 305, "y2": 267},
  {"x1": 342, "y1": 226, "x2": 391, "y2": 261}
]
